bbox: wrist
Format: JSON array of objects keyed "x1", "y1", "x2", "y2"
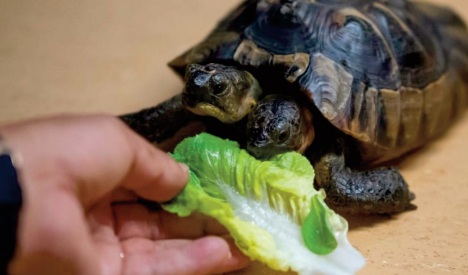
[
  {"x1": 0, "y1": 125, "x2": 72, "y2": 203},
  {"x1": 0, "y1": 139, "x2": 22, "y2": 204},
  {"x1": 0, "y1": 137, "x2": 23, "y2": 274}
]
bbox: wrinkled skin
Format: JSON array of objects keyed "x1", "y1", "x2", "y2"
[
  {"x1": 183, "y1": 64, "x2": 262, "y2": 124},
  {"x1": 187, "y1": 65, "x2": 415, "y2": 214},
  {"x1": 122, "y1": 63, "x2": 415, "y2": 214},
  {"x1": 121, "y1": 0, "x2": 468, "y2": 214},
  {"x1": 246, "y1": 94, "x2": 314, "y2": 159}
]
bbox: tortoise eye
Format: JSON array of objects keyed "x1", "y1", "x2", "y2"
[
  {"x1": 214, "y1": 83, "x2": 227, "y2": 94},
  {"x1": 211, "y1": 74, "x2": 228, "y2": 95},
  {"x1": 277, "y1": 131, "x2": 289, "y2": 143}
]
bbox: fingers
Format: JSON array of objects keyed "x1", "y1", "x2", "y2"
[
  {"x1": 105, "y1": 201, "x2": 249, "y2": 274},
  {"x1": 0, "y1": 114, "x2": 189, "y2": 208},
  {"x1": 214, "y1": 237, "x2": 252, "y2": 274},
  {"x1": 113, "y1": 202, "x2": 228, "y2": 240},
  {"x1": 119, "y1": 125, "x2": 189, "y2": 202},
  {"x1": 3, "y1": 114, "x2": 244, "y2": 275},
  {"x1": 12, "y1": 188, "x2": 101, "y2": 274},
  {"x1": 67, "y1": 115, "x2": 189, "y2": 205},
  {"x1": 87, "y1": 198, "x2": 123, "y2": 275},
  {"x1": 121, "y1": 236, "x2": 250, "y2": 275},
  {"x1": 180, "y1": 236, "x2": 250, "y2": 275}
]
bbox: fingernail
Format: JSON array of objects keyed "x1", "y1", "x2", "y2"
[{"x1": 179, "y1": 163, "x2": 190, "y2": 173}]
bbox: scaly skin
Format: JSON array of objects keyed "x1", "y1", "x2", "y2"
[
  {"x1": 121, "y1": 74, "x2": 416, "y2": 214},
  {"x1": 314, "y1": 149, "x2": 415, "y2": 215}
]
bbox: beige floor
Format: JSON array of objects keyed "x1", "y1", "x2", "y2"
[{"x1": 1, "y1": 1, "x2": 467, "y2": 274}]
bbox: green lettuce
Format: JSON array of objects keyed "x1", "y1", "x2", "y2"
[{"x1": 163, "y1": 133, "x2": 364, "y2": 274}]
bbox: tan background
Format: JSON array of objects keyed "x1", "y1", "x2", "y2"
[{"x1": 1, "y1": 0, "x2": 467, "y2": 274}]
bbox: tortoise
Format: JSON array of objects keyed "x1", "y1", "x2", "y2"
[{"x1": 122, "y1": 0, "x2": 468, "y2": 214}]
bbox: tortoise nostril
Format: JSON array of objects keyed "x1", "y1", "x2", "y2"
[
  {"x1": 205, "y1": 64, "x2": 216, "y2": 72},
  {"x1": 261, "y1": 131, "x2": 270, "y2": 141},
  {"x1": 187, "y1": 64, "x2": 202, "y2": 73},
  {"x1": 249, "y1": 128, "x2": 266, "y2": 142},
  {"x1": 280, "y1": 3, "x2": 293, "y2": 15}
]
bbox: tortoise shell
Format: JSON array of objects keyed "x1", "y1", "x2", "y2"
[{"x1": 169, "y1": 0, "x2": 468, "y2": 164}]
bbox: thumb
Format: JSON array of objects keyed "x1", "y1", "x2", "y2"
[{"x1": 120, "y1": 129, "x2": 190, "y2": 202}]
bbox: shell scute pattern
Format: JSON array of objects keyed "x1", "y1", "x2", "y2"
[{"x1": 170, "y1": 0, "x2": 468, "y2": 163}]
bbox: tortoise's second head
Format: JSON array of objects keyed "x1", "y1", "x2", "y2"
[
  {"x1": 247, "y1": 95, "x2": 315, "y2": 159},
  {"x1": 183, "y1": 63, "x2": 262, "y2": 123}
]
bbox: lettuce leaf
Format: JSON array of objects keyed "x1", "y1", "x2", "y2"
[{"x1": 163, "y1": 133, "x2": 364, "y2": 275}]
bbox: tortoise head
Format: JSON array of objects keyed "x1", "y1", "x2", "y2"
[
  {"x1": 183, "y1": 63, "x2": 262, "y2": 123},
  {"x1": 247, "y1": 95, "x2": 314, "y2": 159}
]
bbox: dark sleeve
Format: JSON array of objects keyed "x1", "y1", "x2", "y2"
[{"x1": 0, "y1": 153, "x2": 22, "y2": 275}]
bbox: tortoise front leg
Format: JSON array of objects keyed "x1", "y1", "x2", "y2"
[
  {"x1": 120, "y1": 94, "x2": 198, "y2": 144},
  {"x1": 121, "y1": 92, "x2": 249, "y2": 151},
  {"x1": 314, "y1": 150, "x2": 415, "y2": 215}
]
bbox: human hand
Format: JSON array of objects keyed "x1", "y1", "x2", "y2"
[{"x1": 0, "y1": 114, "x2": 249, "y2": 275}]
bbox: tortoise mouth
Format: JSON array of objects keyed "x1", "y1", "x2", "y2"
[
  {"x1": 181, "y1": 91, "x2": 214, "y2": 108},
  {"x1": 183, "y1": 63, "x2": 262, "y2": 124},
  {"x1": 185, "y1": 102, "x2": 241, "y2": 124},
  {"x1": 247, "y1": 142, "x2": 291, "y2": 160},
  {"x1": 183, "y1": 63, "x2": 233, "y2": 119}
]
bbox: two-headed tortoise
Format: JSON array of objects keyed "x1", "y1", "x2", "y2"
[{"x1": 122, "y1": 0, "x2": 468, "y2": 214}]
